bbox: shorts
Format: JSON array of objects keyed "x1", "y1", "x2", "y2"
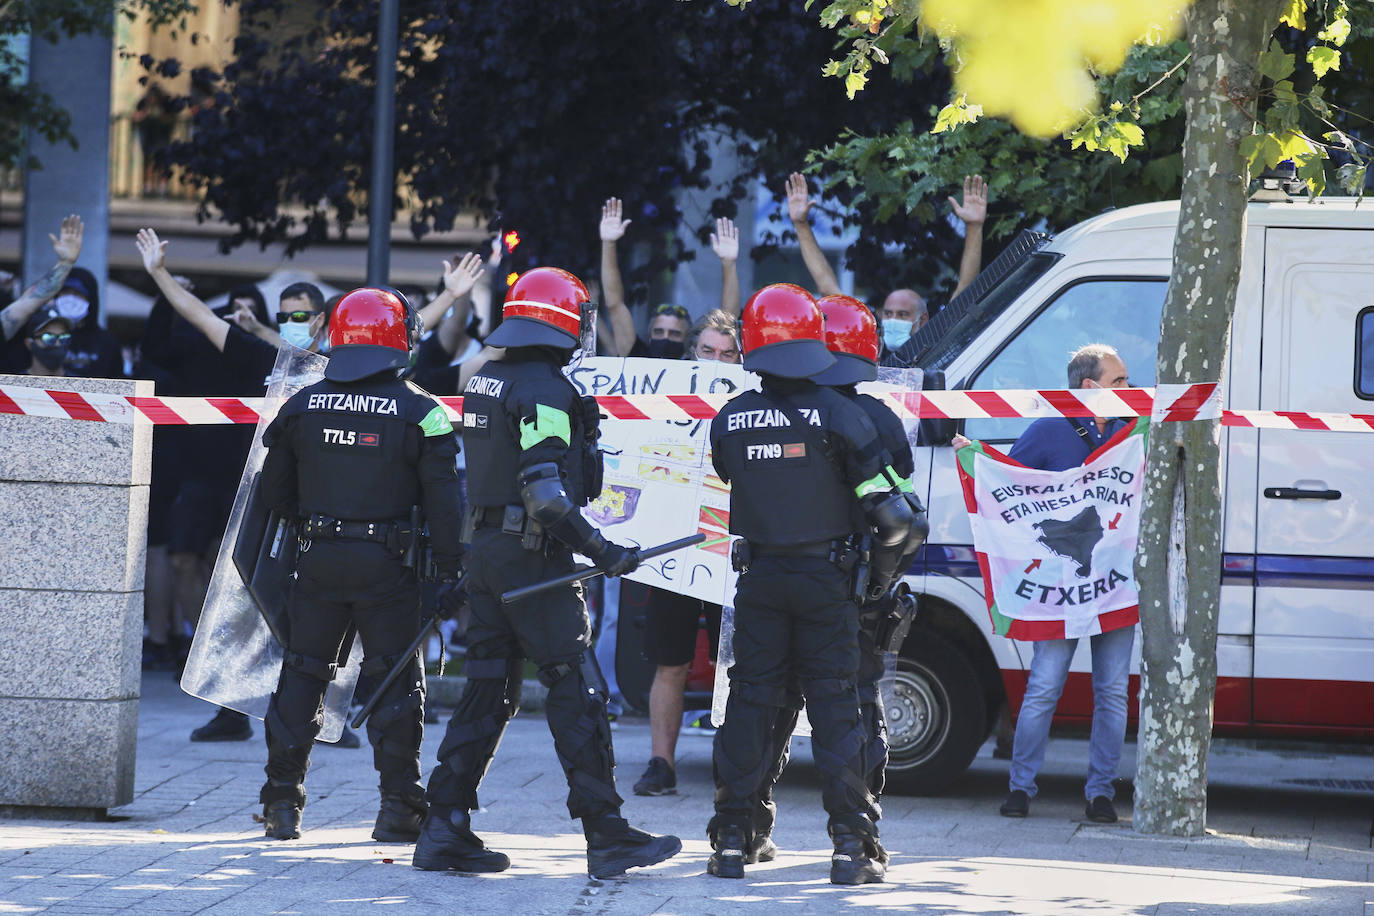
[{"x1": 636, "y1": 583, "x2": 722, "y2": 668}]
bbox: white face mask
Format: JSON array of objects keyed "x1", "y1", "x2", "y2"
[
  {"x1": 881, "y1": 317, "x2": 913, "y2": 349},
  {"x1": 279, "y1": 322, "x2": 314, "y2": 350},
  {"x1": 54, "y1": 294, "x2": 89, "y2": 324}
]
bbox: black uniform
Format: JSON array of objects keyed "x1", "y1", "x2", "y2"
[
  {"x1": 426, "y1": 349, "x2": 620, "y2": 821},
  {"x1": 708, "y1": 376, "x2": 893, "y2": 847},
  {"x1": 258, "y1": 374, "x2": 462, "y2": 818},
  {"x1": 756, "y1": 385, "x2": 918, "y2": 830}
]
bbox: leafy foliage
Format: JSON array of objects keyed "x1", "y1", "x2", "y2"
[
  {"x1": 154, "y1": 0, "x2": 961, "y2": 300},
  {"x1": 0, "y1": 0, "x2": 195, "y2": 170}
]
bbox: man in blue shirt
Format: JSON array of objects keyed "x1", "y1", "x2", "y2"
[{"x1": 956, "y1": 343, "x2": 1134, "y2": 823}]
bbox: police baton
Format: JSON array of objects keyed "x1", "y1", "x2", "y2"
[
  {"x1": 500, "y1": 533, "x2": 706, "y2": 605},
  {"x1": 350, "y1": 573, "x2": 466, "y2": 731}
]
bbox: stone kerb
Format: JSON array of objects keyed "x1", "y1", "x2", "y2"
[{"x1": 0, "y1": 374, "x2": 151, "y2": 815}]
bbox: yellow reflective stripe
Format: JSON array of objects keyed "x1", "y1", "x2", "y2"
[
  {"x1": 420, "y1": 405, "x2": 453, "y2": 437},
  {"x1": 855, "y1": 472, "x2": 890, "y2": 498},
  {"x1": 519, "y1": 403, "x2": 572, "y2": 450}
]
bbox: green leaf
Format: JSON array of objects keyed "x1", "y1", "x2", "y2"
[
  {"x1": 1115, "y1": 122, "x2": 1144, "y2": 146},
  {"x1": 1295, "y1": 152, "x2": 1327, "y2": 197},
  {"x1": 1318, "y1": 13, "x2": 1351, "y2": 47},
  {"x1": 1306, "y1": 45, "x2": 1340, "y2": 80},
  {"x1": 1337, "y1": 162, "x2": 1367, "y2": 196},
  {"x1": 1274, "y1": 129, "x2": 1315, "y2": 161},
  {"x1": 1240, "y1": 134, "x2": 1266, "y2": 170},
  {"x1": 844, "y1": 69, "x2": 869, "y2": 99},
  {"x1": 1259, "y1": 45, "x2": 1295, "y2": 82}
]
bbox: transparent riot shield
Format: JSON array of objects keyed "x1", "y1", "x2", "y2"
[
  {"x1": 181, "y1": 346, "x2": 363, "y2": 742},
  {"x1": 710, "y1": 368, "x2": 924, "y2": 736}
]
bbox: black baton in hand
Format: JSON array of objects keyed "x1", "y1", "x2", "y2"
[
  {"x1": 350, "y1": 573, "x2": 467, "y2": 730},
  {"x1": 500, "y1": 533, "x2": 706, "y2": 605}
]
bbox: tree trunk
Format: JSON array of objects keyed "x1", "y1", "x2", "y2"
[{"x1": 1132, "y1": 0, "x2": 1285, "y2": 836}]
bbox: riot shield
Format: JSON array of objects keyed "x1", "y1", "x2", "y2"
[
  {"x1": 181, "y1": 345, "x2": 363, "y2": 742},
  {"x1": 710, "y1": 368, "x2": 924, "y2": 736}
]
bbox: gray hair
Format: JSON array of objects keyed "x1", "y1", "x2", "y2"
[
  {"x1": 685, "y1": 308, "x2": 740, "y2": 359},
  {"x1": 1067, "y1": 343, "x2": 1120, "y2": 389}
]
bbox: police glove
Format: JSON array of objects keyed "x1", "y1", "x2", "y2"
[
  {"x1": 436, "y1": 576, "x2": 468, "y2": 621},
  {"x1": 588, "y1": 533, "x2": 639, "y2": 577}
]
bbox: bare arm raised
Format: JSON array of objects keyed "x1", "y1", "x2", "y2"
[
  {"x1": 950, "y1": 174, "x2": 987, "y2": 298},
  {"x1": 136, "y1": 228, "x2": 233, "y2": 353},
  {"x1": 599, "y1": 197, "x2": 637, "y2": 356},
  {"x1": 0, "y1": 215, "x2": 83, "y2": 341},
  {"x1": 711, "y1": 217, "x2": 742, "y2": 318},
  {"x1": 786, "y1": 172, "x2": 841, "y2": 297}
]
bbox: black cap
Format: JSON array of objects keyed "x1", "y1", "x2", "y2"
[{"x1": 25, "y1": 304, "x2": 69, "y2": 338}]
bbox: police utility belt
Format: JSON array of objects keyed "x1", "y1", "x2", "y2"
[
  {"x1": 302, "y1": 514, "x2": 414, "y2": 555},
  {"x1": 466, "y1": 504, "x2": 547, "y2": 551},
  {"x1": 730, "y1": 537, "x2": 860, "y2": 572}
]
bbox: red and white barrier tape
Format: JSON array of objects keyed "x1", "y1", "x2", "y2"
[{"x1": 2, "y1": 381, "x2": 1373, "y2": 432}]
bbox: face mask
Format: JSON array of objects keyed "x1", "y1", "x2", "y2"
[
  {"x1": 881, "y1": 318, "x2": 913, "y2": 350},
  {"x1": 31, "y1": 341, "x2": 69, "y2": 370},
  {"x1": 647, "y1": 338, "x2": 685, "y2": 360},
  {"x1": 54, "y1": 294, "x2": 89, "y2": 325},
  {"x1": 279, "y1": 322, "x2": 314, "y2": 350}
]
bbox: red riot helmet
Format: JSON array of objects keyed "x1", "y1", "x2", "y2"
[
  {"x1": 486, "y1": 267, "x2": 590, "y2": 350},
  {"x1": 739, "y1": 283, "x2": 835, "y2": 378},
  {"x1": 324, "y1": 287, "x2": 416, "y2": 382},
  {"x1": 813, "y1": 294, "x2": 879, "y2": 386}
]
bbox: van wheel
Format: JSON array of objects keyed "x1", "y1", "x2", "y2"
[{"x1": 882, "y1": 630, "x2": 988, "y2": 796}]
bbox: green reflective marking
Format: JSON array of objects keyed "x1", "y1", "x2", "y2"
[
  {"x1": 854, "y1": 472, "x2": 890, "y2": 498},
  {"x1": 420, "y1": 405, "x2": 454, "y2": 437},
  {"x1": 887, "y1": 465, "x2": 915, "y2": 493},
  {"x1": 519, "y1": 403, "x2": 572, "y2": 450}
]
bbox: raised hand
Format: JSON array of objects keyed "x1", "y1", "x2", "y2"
[
  {"x1": 135, "y1": 228, "x2": 168, "y2": 274},
  {"x1": 50, "y1": 214, "x2": 83, "y2": 263},
  {"x1": 949, "y1": 174, "x2": 988, "y2": 226},
  {"x1": 600, "y1": 197, "x2": 632, "y2": 242},
  {"x1": 710, "y1": 217, "x2": 739, "y2": 262},
  {"x1": 442, "y1": 251, "x2": 485, "y2": 299},
  {"x1": 785, "y1": 172, "x2": 813, "y2": 224}
]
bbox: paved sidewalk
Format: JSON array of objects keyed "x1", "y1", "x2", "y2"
[{"x1": 0, "y1": 672, "x2": 1369, "y2": 914}]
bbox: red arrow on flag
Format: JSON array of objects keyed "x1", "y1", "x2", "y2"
[
  {"x1": 1108, "y1": 512, "x2": 1122, "y2": 530},
  {"x1": 1024, "y1": 559, "x2": 1041, "y2": 574}
]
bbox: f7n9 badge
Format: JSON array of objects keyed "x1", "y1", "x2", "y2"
[{"x1": 745, "y1": 441, "x2": 806, "y2": 461}]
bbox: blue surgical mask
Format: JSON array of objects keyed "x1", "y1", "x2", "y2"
[
  {"x1": 881, "y1": 318, "x2": 913, "y2": 350},
  {"x1": 279, "y1": 322, "x2": 314, "y2": 350}
]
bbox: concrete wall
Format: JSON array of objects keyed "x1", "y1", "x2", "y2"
[{"x1": 0, "y1": 374, "x2": 151, "y2": 814}]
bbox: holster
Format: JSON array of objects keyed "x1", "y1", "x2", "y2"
[
  {"x1": 730, "y1": 538, "x2": 751, "y2": 572},
  {"x1": 501, "y1": 505, "x2": 545, "y2": 551},
  {"x1": 851, "y1": 535, "x2": 872, "y2": 604},
  {"x1": 873, "y1": 585, "x2": 918, "y2": 653}
]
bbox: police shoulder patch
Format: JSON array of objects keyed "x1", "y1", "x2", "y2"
[{"x1": 419, "y1": 404, "x2": 454, "y2": 437}]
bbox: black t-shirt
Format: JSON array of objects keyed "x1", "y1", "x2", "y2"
[{"x1": 222, "y1": 325, "x2": 279, "y2": 391}]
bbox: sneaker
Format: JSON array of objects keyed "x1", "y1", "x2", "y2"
[
  {"x1": 585, "y1": 815, "x2": 682, "y2": 879},
  {"x1": 263, "y1": 800, "x2": 302, "y2": 840},
  {"x1": 829, "y1": 823, "x2": 884, "y2": 886},
  {"x1": 1085, "y1": 796, "x2": 1119, "y2": 823},
  {"x1": 706, "y1": 826, "x2": 746, "y2": 879},
  {"x1": 999, "y1": 789, "x2": 1030, "y2": 818},
  {"x1": 191, "y1": 708, "x2": 252, "y2": 742},
  {"x1": 633, "y1": 757, "x2": 677, "y2": 797},
  {"x1": 681, "y1": 713, "x2": 717, "y2": 737},
  {"x1": 412, "y1": 809, "x2": 510, "y2": 872},
  {"x1": 373, "y1": 792, "x2": 426, "y2": 843}
]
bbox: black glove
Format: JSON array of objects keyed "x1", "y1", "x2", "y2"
[
  {"x1": 591, "y1": 539, "x2": 639, "y2": 577},
  {"x1": 436, "y1": 576, "x2": 467, "y2": 621},
  {"x1": 579, "y1": 395, "x2": 603, "y2": 444}
]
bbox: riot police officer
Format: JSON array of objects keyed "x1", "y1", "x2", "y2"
[
  {"x1": 413, "y1": 267, "x2": 681, "y2": 879},
  {"x1": 707, "y1": 284, "x2": 915, "y2": 885},
  {"x1": 750, "y1": 294, "x2": 930, "y2": 864},
  {"x1": 256, "y1": 288, "x2": 463, "y2": 842}
]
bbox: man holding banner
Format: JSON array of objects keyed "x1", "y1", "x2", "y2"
[{"x1": 953, "y1": 344, "x2": 1140, "y2": 825}]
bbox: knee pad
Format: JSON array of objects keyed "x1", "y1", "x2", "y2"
[
  {"x1": 283, "y1": 650, "x2": 338, "y2": 684},
  {"x1": 437, "y1": 656, "x2": 522, "y2": 755},
  {"x1": 365, "y1": 653, "x2": 425, "y2": 762},
  {"x1": 464, "y1": 655, "x2": 525, "y2": 715}
]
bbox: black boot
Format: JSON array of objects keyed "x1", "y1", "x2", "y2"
[
  {"x1": 707, "y1": 823, "x2": 747, "y2": 879},
  {"x1": 191, "y1": 708, "x2": 252, "y2": 742},
  {"x1": 584, "y1": 815, "x2": 682, "y2": 879},
  {"x1": 373, "y1": 792, "x2": 426, "y2": 843},
  {"x1": 746, "y1": 832, "x2": 778, "y2": 864},
  {"x1": 412, "y1": 808, "x2": 510, "y2": 872},
  {"x1": 263, "y1": 799, "x2": 302, "y2": 840},
  {"x1": 829, "y1": 817, "x2": 885, "y2": 886}
]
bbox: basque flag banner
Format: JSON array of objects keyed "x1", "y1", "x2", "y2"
[{"x1": 955, "y1": 419, "x2": 1149, "y2": 641}]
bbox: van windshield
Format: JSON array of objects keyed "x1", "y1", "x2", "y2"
[{"x1": 919, "y1": 250, "x2": 1060, "y2": 372}]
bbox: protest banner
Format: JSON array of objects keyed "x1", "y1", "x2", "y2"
[{"x1": 955, "y1": 419, "x2": 1149, "y2": 641}]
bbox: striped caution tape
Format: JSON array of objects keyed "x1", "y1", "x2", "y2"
[{"x1": 2, "y1": 381, "x2": 1373, "y2": 431}]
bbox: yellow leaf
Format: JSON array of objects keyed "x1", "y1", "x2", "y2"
[
  {"x1": 1278, "y1": 0, "x2": 1306, "y2": 30},
  {"x1": 845, "y1": 69, "x2": 869, "y2": 99},
  {"x1": 1307, "y1": 45, "x2": 1341, "y2": 80}
]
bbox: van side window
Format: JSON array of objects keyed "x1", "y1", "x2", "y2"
[
  {"x1": 965, "y1": 278, "x2": 1167, "y2": 443},
  {"x1": 1356, "y1": 308, "x2": 1374, "y2": 399}
]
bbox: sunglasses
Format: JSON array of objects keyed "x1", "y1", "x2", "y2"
[
  {"x1": 34, "y1": 331, "x2": 72, "y2": 346},
  {"x1": 276, "y1": 310, "x2": 316, "y2": 324},
  {"x1": 654, "y1": 304, "x2": 689, "y2": 319}
]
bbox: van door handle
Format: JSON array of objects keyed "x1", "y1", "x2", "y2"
[{"x1": 1263, "y1": 487, "x2": 1342, "y2": 500}]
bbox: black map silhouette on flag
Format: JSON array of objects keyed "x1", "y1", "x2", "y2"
[{"x1": 1033, "y1": 506, "x2": 1104, "y2": 578}]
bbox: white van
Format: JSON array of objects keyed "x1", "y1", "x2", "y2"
[{"x1": 885, "y1": 196, "x2": 1374, "y2": 793}]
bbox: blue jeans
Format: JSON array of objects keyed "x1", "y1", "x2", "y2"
[{"x1": 1008, "y1": 625, "x2": 1135, "y2": 801}]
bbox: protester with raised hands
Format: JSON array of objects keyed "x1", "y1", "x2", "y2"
[{"x1": 0, "y1": 214, "x2": 83, "y2": 343}]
